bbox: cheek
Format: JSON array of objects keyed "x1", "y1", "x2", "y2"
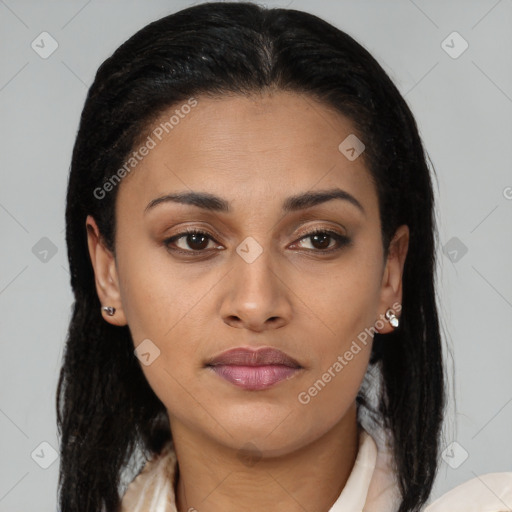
[
  {"x1": 295, "y1": 283, "x2": 376, "y2": 438},
  {"x1": 116, "y1": 237, "x2": 204, "y2": 341},
  {"x1": 115, "y1": 241, "x2": 214, "y2": 391},
  {"x1": 295, "y1": 245, "x2": 382, "y2": 405},
  {"x1": 308, "y1": 253, "x2": 383, "y2": 353},
  {"x1": 116, "y1": 261, "x2": 206, "y2": 417}
]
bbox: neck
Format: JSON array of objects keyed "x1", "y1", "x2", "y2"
[{"x1": 171, "y1": 403, "x2": 360, "y2": 512}]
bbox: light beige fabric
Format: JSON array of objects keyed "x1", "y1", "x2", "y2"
[{"x1": 120, "y1": 427, "x2": 512, "y2": 512}]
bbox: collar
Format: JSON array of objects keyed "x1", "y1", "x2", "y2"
[{"x1": 120, "y1": 425, "x2": 399, "y2": 512}]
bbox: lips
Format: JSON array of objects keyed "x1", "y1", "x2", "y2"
[
  {"x1": 206, "y1": 347, "x2": 303, "y2": 390},
  {"x1": 206, "y1": 347, "x2": 302, "y2": 368}
]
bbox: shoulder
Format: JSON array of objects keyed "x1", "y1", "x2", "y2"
[
  {"x1": 120, "y1": 442, "x2": 178, "y2": 512},
  {"x1": 361, "y1": 423, "x2": 512, "y2": 512},
  {"x1": 424, "y1": 472, "x2": 512, "y2": 512}
]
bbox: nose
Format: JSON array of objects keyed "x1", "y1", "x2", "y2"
[{"x1": 220, "y1": 246, "x2": 293, "y2": 332}]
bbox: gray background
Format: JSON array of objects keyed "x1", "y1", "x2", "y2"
[{"x1": 1, "y1": 0, "x2": 511, "y2": 510}]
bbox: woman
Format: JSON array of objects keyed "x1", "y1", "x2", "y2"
[{"x1": 56, "y1": 2, "x2": 512, "y2": 511}]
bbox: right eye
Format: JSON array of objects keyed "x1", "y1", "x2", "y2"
[{"x1": 163, "y1": 228, "x2": 222, "y2": 255}]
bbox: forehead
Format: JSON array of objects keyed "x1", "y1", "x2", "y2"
[{"x1": 116, "y1": 91, "x2": 378, "y2": 218}]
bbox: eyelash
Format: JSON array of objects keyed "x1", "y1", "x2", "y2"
[{"x1": 163, "y1": 227, "x2": 350, "y2": 256}]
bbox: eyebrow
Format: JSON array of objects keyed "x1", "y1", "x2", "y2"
[{"x1": 144, "y1": 188, "x2": 365, "y2": 216}]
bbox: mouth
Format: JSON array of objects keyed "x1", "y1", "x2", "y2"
[{"x1": 205, "y1": 347, "x2": 303, "y2": 391}]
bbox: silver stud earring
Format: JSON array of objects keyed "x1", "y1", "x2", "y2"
[
  {"x1": 385, "y1": 308, "x2": 399, "y2": 328},
  {"x1": 101, "y1": 306, "x2": 116, "y2": 316}
]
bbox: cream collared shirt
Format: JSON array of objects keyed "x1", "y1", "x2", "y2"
[{"x1": 120, "y1": 427, "x2": 512, "y2": 512}]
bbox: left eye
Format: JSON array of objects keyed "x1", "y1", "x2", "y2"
[
  {"x1": 293, "y1": 229, "x2": 349, "y2": 252},
  {"x1": 163, "y1": 229, "x2": 349, "y2": 254}
]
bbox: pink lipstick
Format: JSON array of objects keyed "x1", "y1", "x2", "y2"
[{"x1": 206, "y1": 347, "x2": 302, "y2": 391}]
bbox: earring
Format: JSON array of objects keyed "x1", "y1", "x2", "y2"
[
  {"x1": 101, "y1": 306, "x2": 116, "y2": 316},
  {"x1": 385, "y1": 308, "x2": 399, "y2": 328}
]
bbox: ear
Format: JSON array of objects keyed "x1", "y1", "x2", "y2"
[
  {"x1": 86, "y1": 215, "x2": 127, "y2": 326},
  {"x1": 376, "y1": 224, "x2": 409, "y2": 334}
]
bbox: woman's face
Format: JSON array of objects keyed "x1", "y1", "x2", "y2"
[{"x1": 87, "y1": 91, "x2": 408, "y2": 456}]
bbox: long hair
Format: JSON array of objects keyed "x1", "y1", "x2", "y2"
[{"x1": 56, "y1": 2, "x2": 446, "y2": 511}]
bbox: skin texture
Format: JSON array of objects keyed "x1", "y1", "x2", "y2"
[{"x1": 86, "y1": 91, "x2": 409, "y2": 512}]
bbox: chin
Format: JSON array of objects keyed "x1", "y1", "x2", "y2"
[{"x1": 212, "y1": 411, "x2": 313, "y2": 453}]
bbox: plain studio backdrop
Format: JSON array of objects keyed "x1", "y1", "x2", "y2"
[{"x1": 0, "y1": 1, "x2": 511, "y2": 510}]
